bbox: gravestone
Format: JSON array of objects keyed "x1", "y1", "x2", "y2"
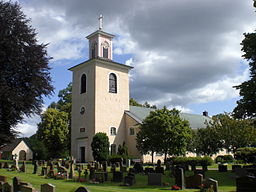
[
  {"x1": 145, "y1": 167, "x2": 154, "y2": 174},
  {"x1": 20, "y1": 161, "x2": 26, "y2": 172},
  {"x1": 175, "y1": 167, "x2": 185, "y2": 190},
  {"x1": 185, "y1": 174, "x2": 203, "y2": 188},
  {"x1": 13, "y1": 177, "x2": 21, "y2": 192},
  {"x1": 41, "y1": 167, "x2": 47, "y2": 176},
  {"x1": 75, "y1": 186, "x2": 89, "y2": 192},
  {"x1": 235, "y1": 168, "x2": 248, "y2": 177},
  {"x1": 0, "y1": 175, "x2": 7, "y2": 182},
  {"x1": 3, "y1": 162, "x2": 9, "y2": 169},
  {"x1": 20, "y1": 185, "x2": 37, "y2": 192},
  {"x1": 112, "y1": 171, "x2": 123, "y2": 182},
  {"x1": 236, "y1": 176, "x2": 256, "y2": 192},
  {"x1": 102, "y1": 161, "x2": 107, "y2": 172},
  {"x1": 33, "y1": 161, "x2": 38, "y2": 174},
  {"x1": 124, "y1": 173, "x2": 135, "y2": 186},
  {"x1": 133, "y1": 162, "x2": 143, "y2": 173},
  {"x1": 95, "y1": 162, "x2": 99, "y2": 171},
  {"x1": 94, "y1": 172, "x2": 105, "y2": 183},
  {"x1": 13, "y1": 158, "x2": 19, "y2": 171},
  {"x1": 218, "y1": 164, "x2": 227, "y2": 172},
  {"x1": 203, "y1": 178, "x2": 218, "y2": 192},
  {"x1": 89, "y1": 167, "x2": 95, "y2": 180},
  {"x1": 232, "y1": 165, "x2": 242, "y2": 172},
  {"x1": 41, "y1": 183, "x2": 55, "y2": 192},
  {"x1": 3, "y1": 182, "x2": 12, "y2": 192},
  {"x1": 194, "y1": 169, "x2": 205, "y2": 177},
  {"x1": 148, "y1": 173, "x2": 162, "y2": 185}
]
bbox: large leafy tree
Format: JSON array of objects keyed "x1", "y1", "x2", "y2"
[
  {"x1": 0, "y1": 1, "x2": 53, "y2": 145},
  {"x1": 213, "y1": 114, "x2": 256, "y2": 153},
  {"x1": 233, "y1": 2, "x2": 256, "y2": 119},
  {"x1": 136, "y1": 107, "x2": 191, "y2": 163},
  {"x1": 91, "y1": 132, "x2": 110, "y2": 163},
  {"x1": 129, "y1": 98, "x2": 157, "y2": 109},
  {"x1": 37, "y1": 108, "x2": 69, "y2": 158}
]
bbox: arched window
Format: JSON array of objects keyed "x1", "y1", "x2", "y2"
[
  {"x1": 103, "y1": 47, "x2": 108, "y2": 58},
  {"x1": 111, "y1": 144, "x2": 116, "y2": 155},
  {"x1": 80, "y1": 74, "x2": 86, "y2": 94},
  {"x1": 110, "y1": 127, "x2": 116, "y2": 135},
  {"x1": 109, "y1": 73, "x2": 117, "y2": 93}
]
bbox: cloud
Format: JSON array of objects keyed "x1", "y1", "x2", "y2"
[{"x1": 16, "y1": 0, "x2": 256, "y2": 113}]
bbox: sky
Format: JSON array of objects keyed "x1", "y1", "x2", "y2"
[{"x1": 13, "y1": 0, "x2": 256, "y2": 137}]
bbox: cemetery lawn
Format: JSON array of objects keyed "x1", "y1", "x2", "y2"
[{"x1": 0, "y1": 163, "x2": 236, "y2": 192}]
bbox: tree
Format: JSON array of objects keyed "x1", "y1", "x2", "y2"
[
  {"x1": 136, "y1": 107, "x2": 191, "y2": 163},
  {"x1": 129, "y1": 98, "x2": 157, "y2": 109},
  {"x1": 91, "y1": 132, "x2": 110, "y2": 163},
  {"x1": 0, "y1": 1, "x2": 53, "y2": 145},
  {"x1": 26, "y1": 134, "x2": 49, "y2": 160},
  {"x1": 213, "y1": 114, "x2": 256, "y2": 153},
  {"x1": 37, "y1": 108, "x2": 69, "y2": 158},
  {"x1": 233, "y1": 3, "x2": 256, "y2": 119}
]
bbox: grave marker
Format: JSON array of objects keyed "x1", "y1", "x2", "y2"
[
  {"x1": 20, "y1": 185, "x2": 37, "y2": 192},
  {"x1": 75, "y1": 186, "x2": 89, "y2": 192},
  {"x1": 41, "y1": 183, "x2": 55, "y2": 192},
  {"x1": 175, "y1": 168, "x2": 185, "y2": 190},
  {"x1": 148, "y1": 173, "x2": 162, "y2": 185},
  {"x1": 203, "y1": 178, "x2": 218, "y2": 192}
]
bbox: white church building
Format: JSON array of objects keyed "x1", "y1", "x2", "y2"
[{"x1": 69, "y1": 16, "x2": 211, "y2": 163}]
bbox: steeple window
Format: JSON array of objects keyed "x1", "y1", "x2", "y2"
[{"x1": 109, "y1": 73, "x2": 117, "y2": 93}]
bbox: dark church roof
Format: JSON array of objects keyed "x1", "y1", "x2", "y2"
[{"x1": 125, "y1": 106, "x2": 211, "y2": 129}]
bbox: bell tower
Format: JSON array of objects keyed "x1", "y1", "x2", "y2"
[
  {"x1": 69, "y1": 15, "x2": 133, "y2": 162},
  {"x1": 86, "y1": 14, "x2": 114, "y2": 60}
]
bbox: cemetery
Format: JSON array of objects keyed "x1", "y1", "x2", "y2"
[{"x1": 0, "y1": 156, "x2": 255, "y2": 192}]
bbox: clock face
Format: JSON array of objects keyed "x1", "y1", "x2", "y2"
[{"x1": 80, "y1": 107, "x2": 85, "y2": 115}]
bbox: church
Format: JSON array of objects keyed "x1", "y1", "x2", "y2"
[{"x1": 69, "y1": 16, "x2": 211, "y2": 163}]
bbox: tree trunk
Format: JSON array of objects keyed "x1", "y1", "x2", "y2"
[{"x1": 151, "y1": 151, "x2": 154, "y2": 164}]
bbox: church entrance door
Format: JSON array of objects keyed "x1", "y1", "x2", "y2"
[{"x1": 80, "y1": 147, "x2": 85, "y2": 163}]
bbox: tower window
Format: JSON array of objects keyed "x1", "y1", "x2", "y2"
[
  {"x1": 80, "y1": 74, "x2": 86, "y2": 94},
  {"x1": 103, "y1": 47, "x2": 108, "y2": 58},
  {"x1": 91, "y1": 43, "x2": 97, "y2": 59},
  {"x1": 111, "y1": 144, "x2": 116, "y2": 155},
  {"x1": 110, "y1": 127, "x2": 117, "y2": 135},
  {"x1": 109, "y1": 73, "x2": 117, "y2": 93}
]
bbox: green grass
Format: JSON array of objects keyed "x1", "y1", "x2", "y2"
[{"x1": 0, "y1": 163, "x2": 236, "y2": 192}]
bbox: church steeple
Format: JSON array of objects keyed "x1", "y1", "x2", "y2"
[{"x1": 86, "y1": 15, "x2": 115, "y2": 60}]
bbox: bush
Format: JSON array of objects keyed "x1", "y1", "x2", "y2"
[
  {"x1": 215, "y1": 155, "x2": 234, "y2": 164},
  {"x1": 235, "y1": 147, "x2": 256, "y2": 164},
  {"x1": 108, "y1": 154, "x2": 122, "y2": 164},
  {"x1": 171, "y1": 156, "x2": 213, "y2": 166}
]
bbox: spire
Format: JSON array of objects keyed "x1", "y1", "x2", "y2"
[{"x1": 98, "y1": 14, "x2": 103, "y2": 30}]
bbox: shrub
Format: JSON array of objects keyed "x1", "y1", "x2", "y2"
[
  {"x1": 171, "y1": 156, "x2": 213, "y2": 166},
  {"x1": 215, "y1": 155, "x2": 234, "y2": 164},
  {"x1": 234, "y1": 147, "x2": 256, "y2": 164},
  {"x1": 108, "y1": 154, "x2": 123, "y2": 164}
]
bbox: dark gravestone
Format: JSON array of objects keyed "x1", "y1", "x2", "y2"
[
  {"x1": 41, "y1": 183, "x2": 56, "y2": 192},
  {"x1": 20, "y1": 185, "x2": 37, "y2": 192},
  {"x1": 13, "y1": 177, "x2": 21, "y2": 192},
  {"x1": 104, "y1": 172, "x2": 108, "y2": 181},
  {"x1": 89, "y1": 167, "x2": 95, "y2": 180},
  {"x1": 124, "y1": 173, "x2": 135, "y2": 186},
  {"x1": 236, "y1": 176, "x2": 256, "y2": 192},
  {"x1": 3, "y1": 162, "x2": 8, "y2": 169},
  {"x1": 0, "y1": 175, "x2": 7, "y2": 182},
  {"x1": 3, "y1": 182, "x2": 12, "y2": 192},
  {"x1": 175, "y1": 168, "x2": 185, "y2": 190},
  {"x1": 155, "y1": 166, "x2": 164, "y2": 174},
  {"x1": 232, "y1": 165, "x2": 242, "y2": 172},
  {"x1": 75, "y1": 186, "x2": 89, "y2": 192},
  {"x1": 194, "y1": 169, "x2": 205, "y2": 177},
  {"x1": 94, "y1": 172, "x2": 105, "y2": 183},
  {"x1": 102, "y1": 161, "x2": 107, "y2": 172},
  {"x1": 148, "y1": 173, "x2": 162, "y2": 186},
  {"x1": 203, "y1": 178, "x2": 218, "y2": 192},
  {"x1": 112, "y1": 171, "x2": 123, "y2": 182},
  {"x1": 20, "y1": 161, "x2": 26, "y2": 172},
  {"x1": 235, "y1": 168, "x2": 248, "y2": 178},
  {"x1": 185, "y1": 174, "x2": 203, "y2": 188},
  {"x1": 145, "y1": 167, "x2": 154, "y2": 174},
  {"x1": 33, "y1": 161, "x2": 38, "y2": 174},
  {"x1": 133, "y1": 162, "x2": 143, "y2": 173},
  {"x1": 218, "y1": 164, "x2": 227, "y2": 172}
]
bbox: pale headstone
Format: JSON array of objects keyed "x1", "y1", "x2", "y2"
[{"x1": 41, "y1": 183, "x2": 55, "y2": 192}]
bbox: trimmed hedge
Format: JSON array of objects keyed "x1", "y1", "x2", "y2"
[
  {"x1": 215, "y1": 155, "x2": 234, "y2": 164},
  {"x1": 168, "y1": 156, "x2": 213, "y2": 166},
  {"x1": 235, "y1": 147, "x2": 256, "y2": 164}
]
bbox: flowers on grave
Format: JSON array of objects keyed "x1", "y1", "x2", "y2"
[{"x1": 171, "y1": 185, "x2": 181, "y2": 190}]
